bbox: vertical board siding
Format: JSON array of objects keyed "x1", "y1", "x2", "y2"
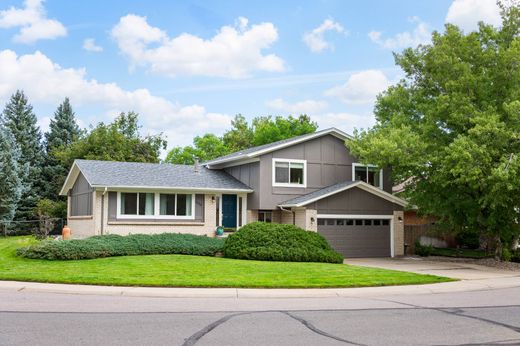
[{"x1": 70, "y1": 172, "x2": 93, "y2": 216}]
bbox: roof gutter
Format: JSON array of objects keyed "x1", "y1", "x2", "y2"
[{"x1": 91, "y1": 185, "x2": 254, "y2": 194}]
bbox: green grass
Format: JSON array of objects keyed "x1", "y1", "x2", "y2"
[
  {"x1": 430, "y1": 247, "x2": 489, "y2": 259},
  {"x1": 0, "y1": 237, "x2": 453, "y2": 288}
]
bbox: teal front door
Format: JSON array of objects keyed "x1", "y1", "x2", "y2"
[{"x1": 222, "y1": 194, "x2": 237, "y2": 229}]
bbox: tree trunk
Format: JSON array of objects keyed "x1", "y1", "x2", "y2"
[{"x1": 494, "y1": 236, "x2": 502, "y2": 261}]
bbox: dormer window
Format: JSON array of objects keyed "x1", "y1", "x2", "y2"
[
  {"x1": 273, "y1": 159, "x2": 307, "y2": 187},
  {"x1": 353, "y1": 163, "x2": 383, "y2": 189}
]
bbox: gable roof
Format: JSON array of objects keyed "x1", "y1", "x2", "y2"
[
  {"x1": 59, "y1": 160, "x2": 253, "y2": 195},
  {"x1": 278, "y1": 180, "x2": 407, "y2": 208},
  {"x1": 204, "y1": 127, "x2": 352, "y2": 167}
]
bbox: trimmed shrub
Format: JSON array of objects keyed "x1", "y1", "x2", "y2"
[
  {"x1": 223, "y1": 222, "x2": 343, "y2": 263},
  {"x1": 414, "y1": 240, "x2": 433, "y2": 257},
  {"x1": 16, "y1": 233, "x2": 225, "y2": 260}
]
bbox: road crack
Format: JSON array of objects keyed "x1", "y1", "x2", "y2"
[
  {"x1": 283, "y1": 311, "x2": 366, "y2": 345},
  {"x1": 182, "y1": 312, "x2": 250, "y2": 346}
]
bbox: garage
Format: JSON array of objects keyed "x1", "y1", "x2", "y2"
[{"x1": 317, "y1": 217, "x2": 392, "y2": 258}]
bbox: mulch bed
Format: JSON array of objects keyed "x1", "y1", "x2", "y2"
[{"x1": 426, "y1": 256, "x2": 520, "y2": 271}]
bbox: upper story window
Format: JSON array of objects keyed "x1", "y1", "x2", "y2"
[
  {"x1": 118, "y1": 192, "x2": 194, "y2": 219},
  {"x1": 353, "y1": 163, "x2": 383, "y2": 189},
  {"x1": 272, "y1": 159, "x2": 307, "y2": 187}
]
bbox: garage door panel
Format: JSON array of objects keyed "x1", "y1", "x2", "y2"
[{"x1": 318, "y1": 219, "x2": 391, "y2": 258}]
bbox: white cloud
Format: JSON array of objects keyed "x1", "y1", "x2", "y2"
[
  {"x1": 302, "y1": 18, "x2": 346, "y2": 53},
  {"x1": 110, "y1": 14, "x2": 285, "y2": 78},
  {"x1": 266, "y1": 98, "x2": 328, "y2": 115},
  {"x1": 0, "y1": 49, "x2": 232, "y2": 149},
  {"x1": 325, "y1": 69, "x2": 392, "y2": 105},
  {"x1": 368, "y1": 16, "x2": 430, "y2": 49},
  {"x1": 0, "y1": 0, "x2": 66, "y2": 44},
  {"x1": 82, "y1": 38, "x2": 103, "y2": 52},
  {"x1": 445, "y1": 0, "x2": 501, "y2": 32}
]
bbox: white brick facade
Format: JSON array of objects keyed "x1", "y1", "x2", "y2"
[{"x1": 68, "y1": 193, "x2": 219, "y2": 239}]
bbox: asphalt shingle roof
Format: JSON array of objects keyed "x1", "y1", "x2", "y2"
[
  {"x1": 279, "y1": 180, "x2": 358, "y2": 206},
  {"x1": 204, "y1": 127, "x2": 350, "y2": 165},
  {"x1": 74, "y1": 159, "x2": 252, "y2": 191}
]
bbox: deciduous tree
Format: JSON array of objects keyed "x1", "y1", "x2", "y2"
[{"x1": 348, "y1": 3, "x2": 520, "y2": 258}]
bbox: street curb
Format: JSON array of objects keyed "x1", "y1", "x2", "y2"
[{"x1": 1, "y1": 277, "x2": 519, "y2": 298}]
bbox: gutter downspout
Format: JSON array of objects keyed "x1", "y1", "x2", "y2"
[
  {"x1": 279, "y1": 206, "x2": 295, "y2": 225},
  {"x1": 101, "y1": 187, "x2": 108, "y2": 235}
]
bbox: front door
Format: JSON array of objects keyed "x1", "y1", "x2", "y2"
[{"x1": 222, "y1": 194, "x2": 237, "y2": 229}]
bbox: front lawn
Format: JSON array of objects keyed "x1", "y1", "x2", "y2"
[{"x1": 0, "y1": 237, "x2": 453, "y2": 288}]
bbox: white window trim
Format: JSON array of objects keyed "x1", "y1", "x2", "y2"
[
  {"x1": 272, "y1": 158, "x2": 307, "y2": 188},
  {"x1": 236, "y1": 193, "x2": 247, "y2": 229},
  {"x1": 352, "y1": 163, "x2": 384, "y2": 190},
  {"x1": 116, "y1": 192, "x2": 195, "y2": 220}
]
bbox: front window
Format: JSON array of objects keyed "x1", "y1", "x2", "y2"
[
  {"x1": 273, "y1": 159, "x2": 306, "y2": 187},
  {"x1": 175, "y1": 194, "x2": 192, "y2": 216},
  {"x1": 258, "y1": 210, "x2": 273, "y2": 223},
  {"x1": 121, "y1": 192, "x2": 154, "y2": 216},
  {"x1": 353, "y1": 164, "x2": 383, "y2": 188},
  {"x1": 119, "y1": 192, "x2": 194, "y2": 218}
]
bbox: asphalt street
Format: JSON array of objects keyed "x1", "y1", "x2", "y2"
[{"x1": 1, "y1": 286, "x2": 520, "y2": 346}]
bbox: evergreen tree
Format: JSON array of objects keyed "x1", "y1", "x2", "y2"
[
  {"x1": 43, "y1": 98, "x2": 81, "y2": 200},
  {"x1": 0, "y1": 127, "x2": 25, "y2": 224},
  {"x1": 1, "y1": 90, "x2": 44, "y2": 220}
]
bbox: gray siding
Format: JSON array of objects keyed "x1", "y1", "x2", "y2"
[
  {"x1": 69, "y1": 172, "x2": 93, "y2": 216},
  {"x1": 108, "y1": 192, "x2": 205, "y2": 222},
  {"x1": 258, "y1": 134, "x2": 393, "y2": 209},
  {"x1": 224, "y1": 162, "x2": 260, "y2": 209},
  {"x1": 313, "y1": 187, "x2": 403, "y2": 215}
]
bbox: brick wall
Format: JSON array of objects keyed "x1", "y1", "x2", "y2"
[
  {"x1": 292, "y1": 208, "x2": 317, "y2": 232},
  {"x1": 67, "y1": 191, "x2": 97, "y2": 238},
  {"x1": 393, "y1": 210, "x2": 404, "y2": 256},
  {"x1": 247, "y1": 210, "x2": 258, "y2": 223}
]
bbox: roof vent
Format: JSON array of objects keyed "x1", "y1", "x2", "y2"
[{"x1": 194, "y1": 157, "x2": 200, "y2": 173}]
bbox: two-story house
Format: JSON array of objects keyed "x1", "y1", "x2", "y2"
[{"x1": 60, "y1": 128, "x2": 406, "y2": 257}]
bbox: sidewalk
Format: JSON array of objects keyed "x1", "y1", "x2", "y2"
[{"x1": 1, "y1": 275, "x2": 519, "y2": 298}]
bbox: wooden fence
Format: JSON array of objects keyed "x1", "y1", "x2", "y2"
[{"x1": 404, "y1": 224, "x2": 435, "y2": 255}]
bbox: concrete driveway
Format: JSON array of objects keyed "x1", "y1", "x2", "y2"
[{"x1": 344, "y1": 257, "x2": 520, "y2": 280}]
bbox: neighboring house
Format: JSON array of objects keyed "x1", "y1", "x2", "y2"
[{"x1": 60, "y1": 128, "x2": 407, "y2": 257}]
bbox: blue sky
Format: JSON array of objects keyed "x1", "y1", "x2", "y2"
[{"x1": 0, "y1": 0, "x2": 503, "y2": 153}]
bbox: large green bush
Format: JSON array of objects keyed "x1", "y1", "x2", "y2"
[
  {"x1": 455, "y1": 229, "x2": 480, "y2": 249},
  {"x1": 223, "y1": 222, "x2": 343, "y2": 263},
  {"x1": 16, "y1": 233, "x2": 224, "y2": 260}
]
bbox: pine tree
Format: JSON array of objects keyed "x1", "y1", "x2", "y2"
[
  {"x1": 0, "y1": 127, "x2": 25, "y2": 224},
  {"x1": 1, "y1": 90, "x2": 44, "y2": 220},
  {"x1": 43, "y1": 98, "x2": 81, "y2": 200}
]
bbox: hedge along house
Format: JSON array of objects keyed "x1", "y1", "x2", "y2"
[{"x1": 60, "y1": 128, "x2": 407, "y2": 257}]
